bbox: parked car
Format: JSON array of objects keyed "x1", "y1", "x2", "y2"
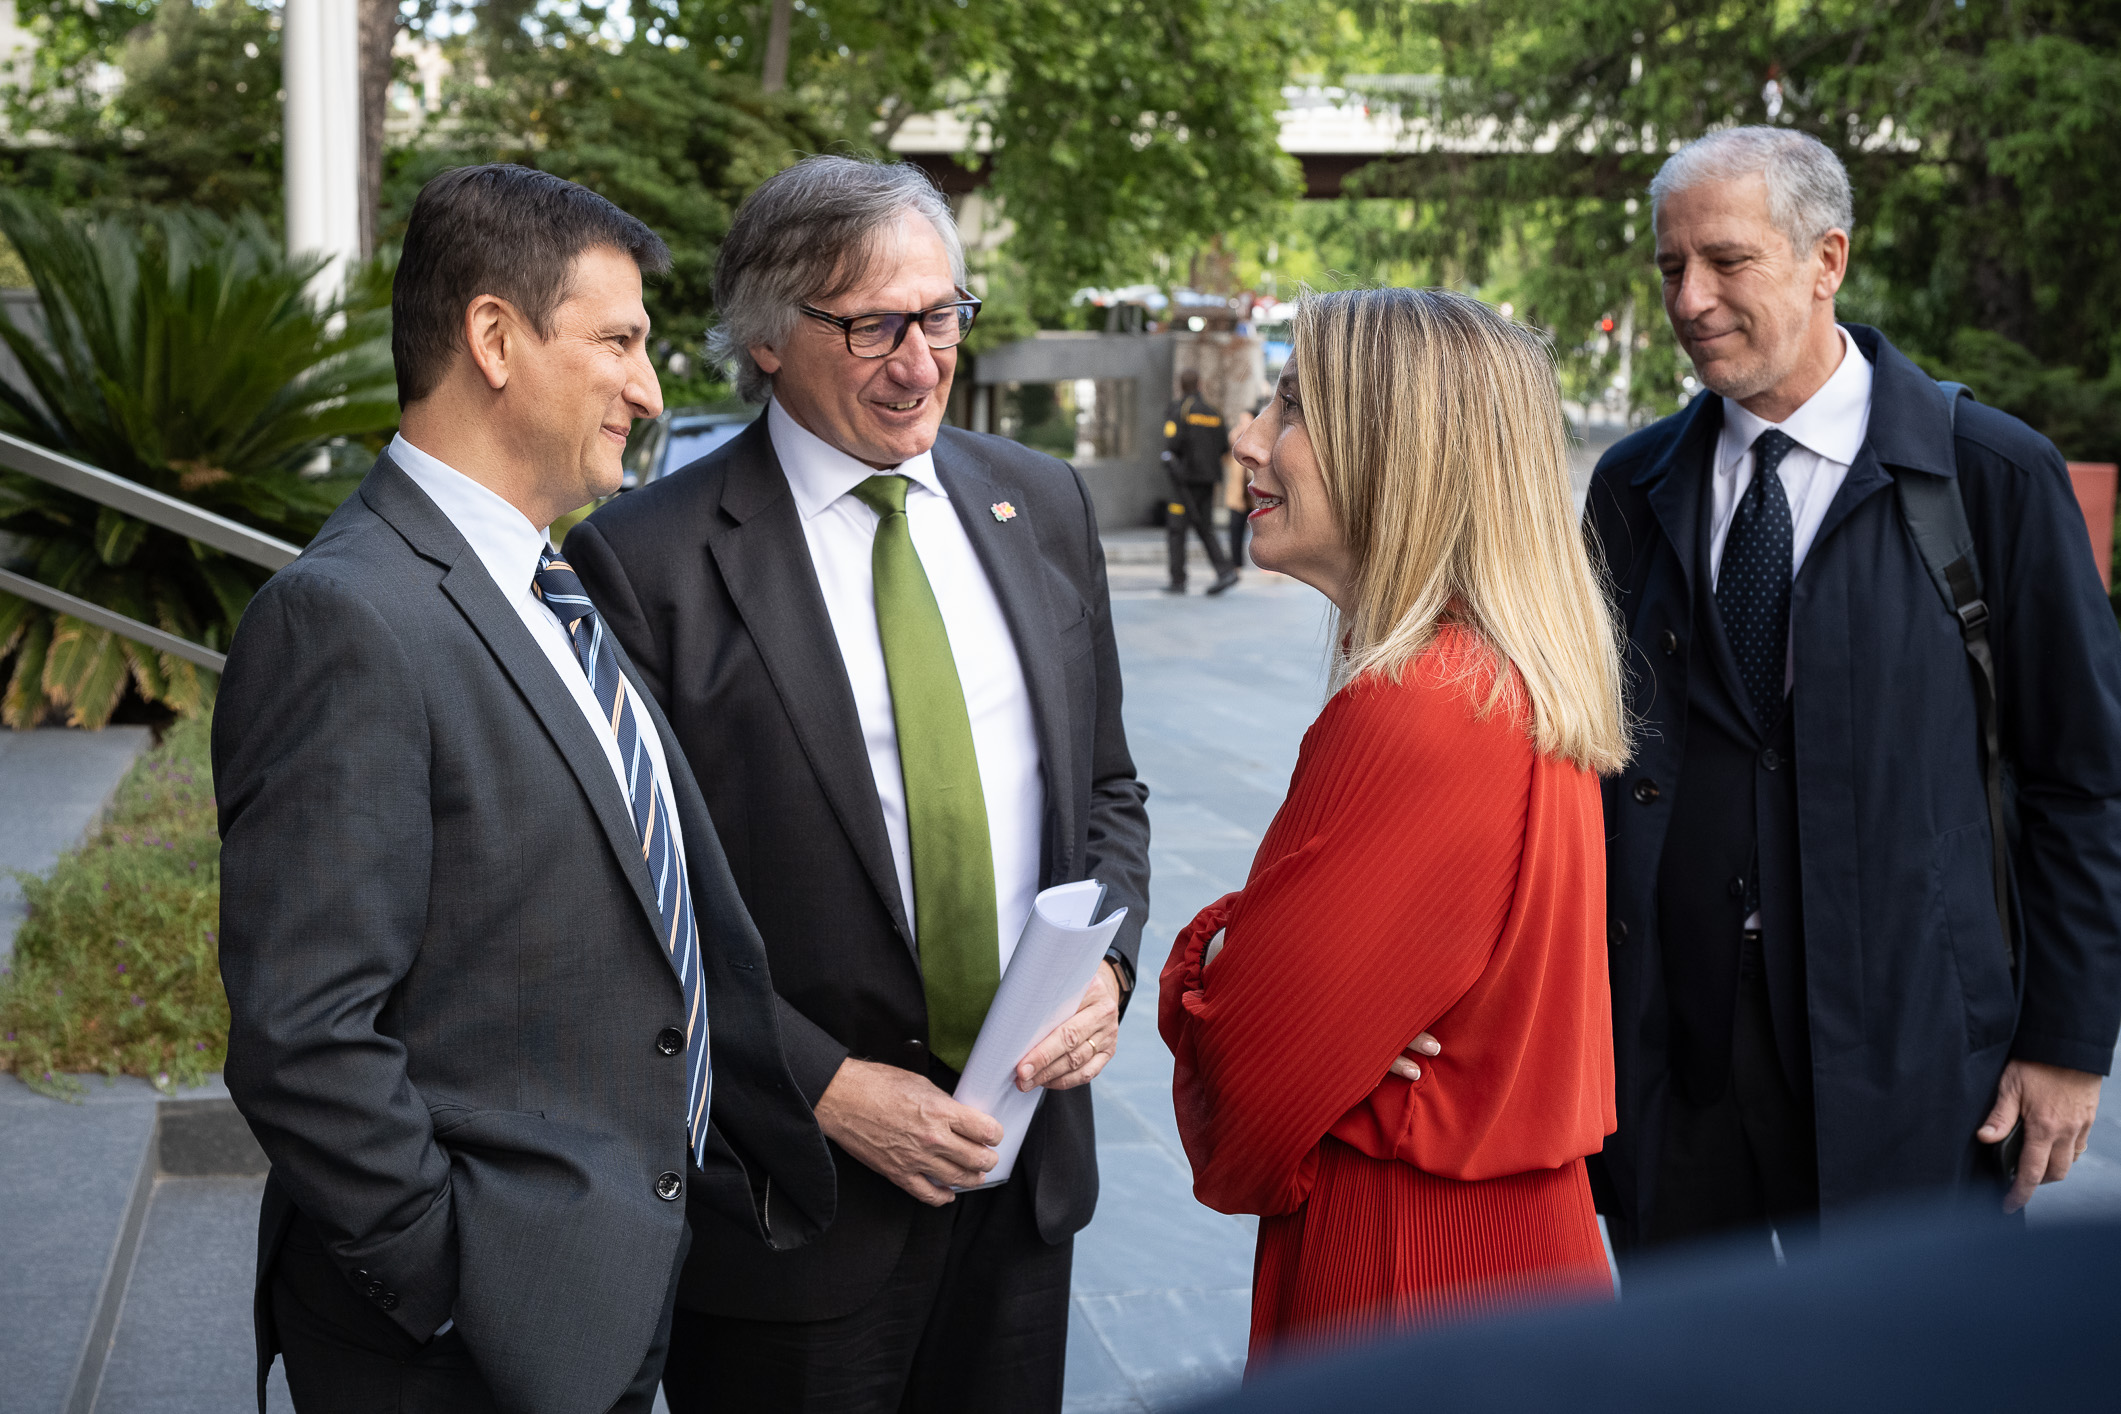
[{"x1": 621, "y1": 407, "x2": 757, "y2": 490}]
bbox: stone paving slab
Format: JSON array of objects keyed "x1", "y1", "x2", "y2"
[
  {"x1": 0, "y1": 1074, "x2": 159, "y2": 1414},
  {"x1": 94, "y1": 1175, "x2": 289, "y2": 1414},
  {"x1": 0, "y1": 725, "x2": 152, "y2": 959},
  {"x1": 1062, "y1": 575, "x2": 1329, "y2": 1411}
]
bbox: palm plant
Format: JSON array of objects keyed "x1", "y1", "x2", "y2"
[{"x1": 0, "y1": 196, "x2": 399, "y2": 728}]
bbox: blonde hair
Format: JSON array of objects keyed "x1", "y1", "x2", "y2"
[{"x1": 1295, "y1": 287, "x2": 1630, "y2": 774}]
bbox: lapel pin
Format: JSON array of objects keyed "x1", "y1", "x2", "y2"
[{"x1": 990, "y1": 501, "x2": 1018, "y2": 523}]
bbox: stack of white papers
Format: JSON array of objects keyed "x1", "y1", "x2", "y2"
[{"x1": 949, "y1": 880, "x2": 1127, "y2": 1186}]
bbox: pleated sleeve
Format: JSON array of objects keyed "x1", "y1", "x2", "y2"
[{"x1": 1159, "y1": 633, "x2": 1612, "y2": 1217}]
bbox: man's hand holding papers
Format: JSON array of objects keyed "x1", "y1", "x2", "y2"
[
  {"x1": 950, "y1": 881, "x2": 1129, "y2": 1187},
  {"x1": 1015, "y1": 961, "x2": 1127, "y2": 1092},
  {"x1": 815, "y1": 1060, "x2": 1004, "y2": 1207}
]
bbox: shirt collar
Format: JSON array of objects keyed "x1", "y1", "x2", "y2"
[
  {"x1": 767, "y1": 398, "x2": 945, "y2": 521},
  {"x1": 388, "y1": 433, "x2": 551, "y2": 596},
  {"x1": 1719, "y1": 325, "x2": 1874, "y2": 470}
]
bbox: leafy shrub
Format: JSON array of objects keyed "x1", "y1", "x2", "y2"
[
  {"x1": 1919, "y1": 328, "x2": 2121, "y2": 464},
  {"x1": 0, "y1": 195, "x2": 398, "y2": 728},
  {"x1": 0, "y1": 713, "x2": 222, "y2": 1096}
]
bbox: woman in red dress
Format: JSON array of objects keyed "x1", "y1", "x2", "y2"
[{"x1": 1159, "y1": 287, "x2": 1631, "y2": 1364}]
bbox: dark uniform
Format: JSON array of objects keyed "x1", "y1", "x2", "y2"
[{"x1": 1162, "y1": 392, "x2": 1238, "y2": 591}]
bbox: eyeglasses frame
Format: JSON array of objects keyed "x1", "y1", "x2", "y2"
[{"x1": 798, "y1": 288, "x2": 984, "y2": 359}]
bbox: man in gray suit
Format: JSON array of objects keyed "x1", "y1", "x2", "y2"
[{"x1": 213, "y1": 164, "x2": 834, "y2": 1414}]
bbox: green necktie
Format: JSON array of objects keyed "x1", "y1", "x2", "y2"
[{"x1": 851, "y1": 474, "x2": 1000, "y2": 1071}]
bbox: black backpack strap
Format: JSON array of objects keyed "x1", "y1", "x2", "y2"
[{"x1": 1893, "y1": 380, "x2": 2015, "y2": 975}]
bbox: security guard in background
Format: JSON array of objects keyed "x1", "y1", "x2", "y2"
[{"x1": 1161, "y1": 369, "x2": 1240, "y2": 596}]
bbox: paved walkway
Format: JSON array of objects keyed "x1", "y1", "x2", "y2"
[
  {"x1": 7, "y1": 562, "x2": 2121, "y2": 1411},
  {"x1": 1062, "y1": 563, "x2": 1333, "y2": 1411}
]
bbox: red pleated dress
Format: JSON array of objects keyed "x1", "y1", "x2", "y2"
[{"x1": 1159, "y1": 627, "x2": 1617, "y2": 1363}]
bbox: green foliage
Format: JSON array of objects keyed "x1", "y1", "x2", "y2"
[
  {"x1": 0, "y1": 714, "x2": 224, "y2": 1097},
  {"x1": 960, "y1": 261, "x2": 1038, "y2": 355},
  {"x1": 3, "y1": 0, "x2": 1304, "y2": 356},
  {"x1": 1327, "y1": 0, "x2": 2121, "y2": 421},
  {"x1": 643, "y1": 0, "x2": 1000, "y2": 149},
  {"x1": 980, "y1": 0, "x2": 1303, "y2": 309},
  {"x1": 1916, "y1": 329, "x2": 2121, "y2": 465},
  {"x1": 2, "y1": 0, "x2": 161, "y2": 135},
  {"x1": 0, "y1": 0, "x2": 284, "y2": 218},
  {"x1": 417, "y1": 11, "x2": 832, "y2": 367},
  {"x1": 0, "y1": 196, "x2": 399, "y2": 728},
  {"x1": 641, "y1": 0, "x2": 1306, "y2": 316},
  {"x1": 1862, "y1": 20, "x2": 2121, "y2": 378}
]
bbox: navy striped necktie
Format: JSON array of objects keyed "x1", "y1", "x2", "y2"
[{"x1": 534, "y1": 548, "x2": 710, "y2": 1167}]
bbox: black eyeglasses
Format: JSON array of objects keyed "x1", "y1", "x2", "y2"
[{"x1": 799, "y1": 290, "x2": 983, "y2": 358}]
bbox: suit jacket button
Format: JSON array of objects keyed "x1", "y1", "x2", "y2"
[
  {"x1": 656, "y1": 1171, "x2": 683, "y2": 1202},
  {"x1": 1660, "y1": 629, "x2": 1679, "y2": 656},
  {"x1": 1728, "y1": 876, "x2": 1747, "y2": 898},
  {"x1": 1632, "y1": 778, "x2": 1661, "y2": 804},
  {"x1": 379, "y1": 1292, "x2": 399, "y2": 1312},
  {"x1": 1609, "y1": 918, "x2": 1629, "y2": 944},
  {"x1": 904, "y1": 1039, "x2": 926, "y2": 1061},
  {"x1": 657, "y1": 1027, "x2": 685, "y2": 1057},
  {"x1": 1760, "y1": 748, "x2": 1781, "y2": 771},
  {"x1": 366, "y1": 1280, "x2": 385, "y2": 1299},
  {"x1": 354, "y1": 1269, "x2": 371, "y2": 1282}
]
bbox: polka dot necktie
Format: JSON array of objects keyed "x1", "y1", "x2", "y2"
[{"x1": 1718, "y1": 429, "x2": 1798, "y2": 727}]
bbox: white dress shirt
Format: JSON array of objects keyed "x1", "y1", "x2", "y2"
[
  {"x1": 1710, "y1": 326, "x2": 1875, "y2": 588},
  {"x1": 388, "y1": 434, "x2": 684, "y2": 861},
  {"x1": 1710, "y1": 325, "x2": 1875, "y2": 695},
  {"x1": 767, "y1": 400, "x2": 1046, "y2": 973}
]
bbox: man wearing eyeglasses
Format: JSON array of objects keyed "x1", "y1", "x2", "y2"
[{"x1": 563, "y1": 155, "x2": 1151, "y2": 1413}]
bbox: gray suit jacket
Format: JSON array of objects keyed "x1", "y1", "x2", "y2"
[{"x1": 212, "y1": 453, "x2": 835, "y2": 1413}]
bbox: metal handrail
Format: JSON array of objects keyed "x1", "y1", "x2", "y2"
[
  {"x1": 0, "y1": 431, "x2": 301, "y2": 570},
  {"x1": 0, "y1": 567, "x2": 226, "y2": 671},
  {"x1": 0, "y1": 430, "x2": 305, "y2": 673}
]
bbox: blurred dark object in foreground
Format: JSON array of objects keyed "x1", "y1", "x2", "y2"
[{"x1": 1192, "y1": 1211, "x2": 2120, "y2": 1413}]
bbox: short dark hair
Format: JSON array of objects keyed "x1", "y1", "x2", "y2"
[
  {"x1": 392, "y1": 164, "x2": 672, "y2": 406},
  {"x1": 1179, "y1": 369, "x2": 1201, "y2": 394}
]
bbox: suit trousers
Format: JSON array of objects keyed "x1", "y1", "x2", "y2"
[
  {"x1": 272, "y1": 1210, "x2": 688, "y2": 1413},
  {"x1": 660, "y1": 1165, "x2": 1073, "y2": 1414},
  {"x1": 1642, "y1": 929, "x2": 1820, "y2": 1262},
  {"x1": 1165, "y1": 478, "x2": 1234, "y2": 586}
]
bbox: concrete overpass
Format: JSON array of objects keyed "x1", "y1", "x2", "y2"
[{"x1": 891, "y1": 80, "x2": 1464, "y2": 200}]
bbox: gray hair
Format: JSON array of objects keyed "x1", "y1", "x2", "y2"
[
  {"x1": 709, "y1": 155, "x2": 967, "y2": 403},
  {"x1": 1649, "y1": 126, "x2": 1855, "y2": 251}
]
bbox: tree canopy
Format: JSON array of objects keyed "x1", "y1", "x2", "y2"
[
  {"x1": 1322, "y1": 0, "x2": 2121, "y2": 454},
  {"x1": 0, "y1": 0, "x2": 2112, "y2": 456}
]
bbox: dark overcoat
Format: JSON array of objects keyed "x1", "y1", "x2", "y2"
[{"x1": 1584, "y1": 325, "x2": 2121, "y2": 1243}]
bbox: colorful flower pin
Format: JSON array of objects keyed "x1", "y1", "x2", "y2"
[{"x1": 990, "y1": 501, "x2": 1018, "y2": 523}]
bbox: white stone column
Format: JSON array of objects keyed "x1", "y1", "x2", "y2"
[{"x1": 282, "y1": 0, "x2": 364, "y2": 304}]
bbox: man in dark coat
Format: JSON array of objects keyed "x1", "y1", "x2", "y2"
[
  {"x1": 1161, "y1": 369, "x2": 1240, "y2": 595},
  {"x1": 1584, "y1": 127, "x2": 2121, "y2": 1257}
]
